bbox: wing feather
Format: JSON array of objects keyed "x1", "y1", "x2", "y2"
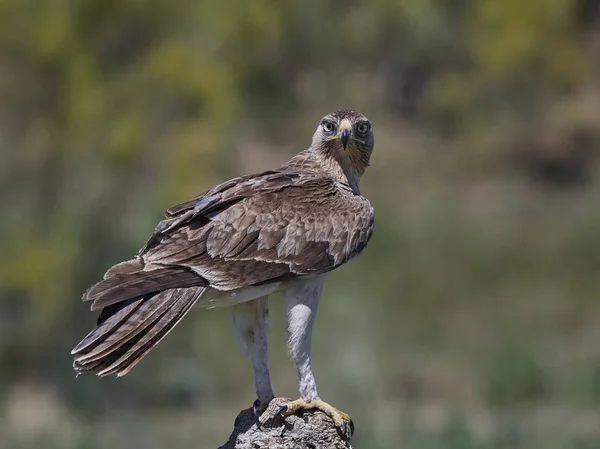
[
  {"x1": 141, "y1": 171, "x2": 374, "y2": 290},
  {"x1": 73, "y1": 164, "x2": 374, "y2": 377}
]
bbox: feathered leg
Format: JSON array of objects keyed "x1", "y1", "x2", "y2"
[
  {"x1": 279, "y1": 275, "x2": 354, "y2": 437},
  {"x1": 232, "y1": 296, "x2": 274, "y2": 413}
]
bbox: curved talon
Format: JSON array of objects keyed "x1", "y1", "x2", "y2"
[
  {"x1": 252, "y1": 399, "x2": 262, "y2": 419},
  {"x1": 277, "y1": 403, "x2": 290, "y2": 417},
  {"x1": 253, "y1": 398, "x2": 273, "y2": 420},
  {"x1": 339, "y1": 419, "x2": 355, "y2": 437}
]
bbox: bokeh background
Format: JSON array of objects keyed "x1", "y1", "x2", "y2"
[{"x1": 1, "y1": 1, "x2": 600, "y2": 448}]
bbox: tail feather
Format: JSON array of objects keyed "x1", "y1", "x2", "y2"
[
  {"x1": 103, "y1": 259, "x2": 145, "y2": 277},
  {"x1": 71, "y1": 297, "x2": 144, "y2": 354},
  {"x1": 73, "y1": 286, "x2": 205, "y2": 376},
  {"x1": 97, "y1": 288, "x2": 201, "y2": 377},
  {"x1": 85, "y1": 267, "x2": 203, "y2": 310},
  {"x1": 73, "y1": 293, "x2": 179, "y2": 364}
]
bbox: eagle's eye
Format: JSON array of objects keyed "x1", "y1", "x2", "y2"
[
  {"x1": 356, "y1": 122, "x2": 370, "y2": 135},
  {"x1": 321, "y1": 120, "x2": 336, "y2": 134}
]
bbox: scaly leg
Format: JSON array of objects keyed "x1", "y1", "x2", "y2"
[
  {"x1": 280, "y1": 276, "x2": 354, "y2": 436},
  {"x1": 232, "y1": 297, "x2": 274, "y2": 414}
]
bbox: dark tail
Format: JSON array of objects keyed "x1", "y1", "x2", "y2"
[{"x1": 72, "y1": 259, "x2": 206, "y2": 377}]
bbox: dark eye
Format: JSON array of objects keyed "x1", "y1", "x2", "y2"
[
  {"x1": 356, "y1": 122, "x2": 370, "y2": 135},
  {"x1": 321, "y1": 121, "x2": 336, "y2": 134}
]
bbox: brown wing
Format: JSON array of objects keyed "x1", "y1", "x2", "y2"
[
  {"x1": 141, "y1": 170, "x2": 374, "y2": 291},
  {"x1": 73, "y1": 169, "x2": 373, "y2": 376}
]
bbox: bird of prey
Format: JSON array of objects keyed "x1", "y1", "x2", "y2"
[{"x1": 72, "y1": 109, "x2": 375, "y2": 434}]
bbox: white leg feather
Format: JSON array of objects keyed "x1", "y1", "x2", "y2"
[
  {"x1": 232, "y1": 297, "x2": 274, "y2": 405},
  {"x1": 284, "y1": 274, "x2": 327, "y2": 401}
]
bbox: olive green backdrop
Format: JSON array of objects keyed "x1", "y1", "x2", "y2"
[{"x1": 1, "y1": 1, "x2": 599, "y2": 448}]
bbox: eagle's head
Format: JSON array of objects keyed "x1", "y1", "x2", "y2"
[{"x1": 311, "y1": 110, "x2": 374, "y2": 186}]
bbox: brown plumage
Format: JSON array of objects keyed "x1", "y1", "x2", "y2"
[{"x1": 72, "y1": 109, "x2": 375, "y2": 380}]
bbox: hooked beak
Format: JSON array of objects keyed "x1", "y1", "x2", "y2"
[{"x1": 338, "y1": 120, "x2": 351, "y2": 150}]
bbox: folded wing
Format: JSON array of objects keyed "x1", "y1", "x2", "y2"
[{"x1": 73, "y1": 169, "x2": 373, "y2": 376}]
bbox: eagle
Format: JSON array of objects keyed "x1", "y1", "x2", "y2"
[{"x1": 72, "y1": 110, "x2": 375, "y2": 435}]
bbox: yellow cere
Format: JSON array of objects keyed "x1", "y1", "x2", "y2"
[{"x1": 338, "y1": 119, "x2": 352, "y2": 134}]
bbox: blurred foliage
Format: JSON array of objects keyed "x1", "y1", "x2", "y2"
[
  {"x1": 1, "y1": 0, "x2": 600, "y2": 448},
  {"x1": 480, "y1": 341, "x2": 548, "y2": 407}
]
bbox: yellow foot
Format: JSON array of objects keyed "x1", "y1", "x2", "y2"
[{"x1": 278, "y1": 398, "x2": 354, "y2": 437}]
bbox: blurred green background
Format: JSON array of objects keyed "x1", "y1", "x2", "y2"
[{"x1": 1, "y1": 1, "x2": 600, "y2": 448}]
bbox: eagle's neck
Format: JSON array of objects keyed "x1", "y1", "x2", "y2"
[{"x1": 285, "y1": 148, "x2": 361, "y2": 195}]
